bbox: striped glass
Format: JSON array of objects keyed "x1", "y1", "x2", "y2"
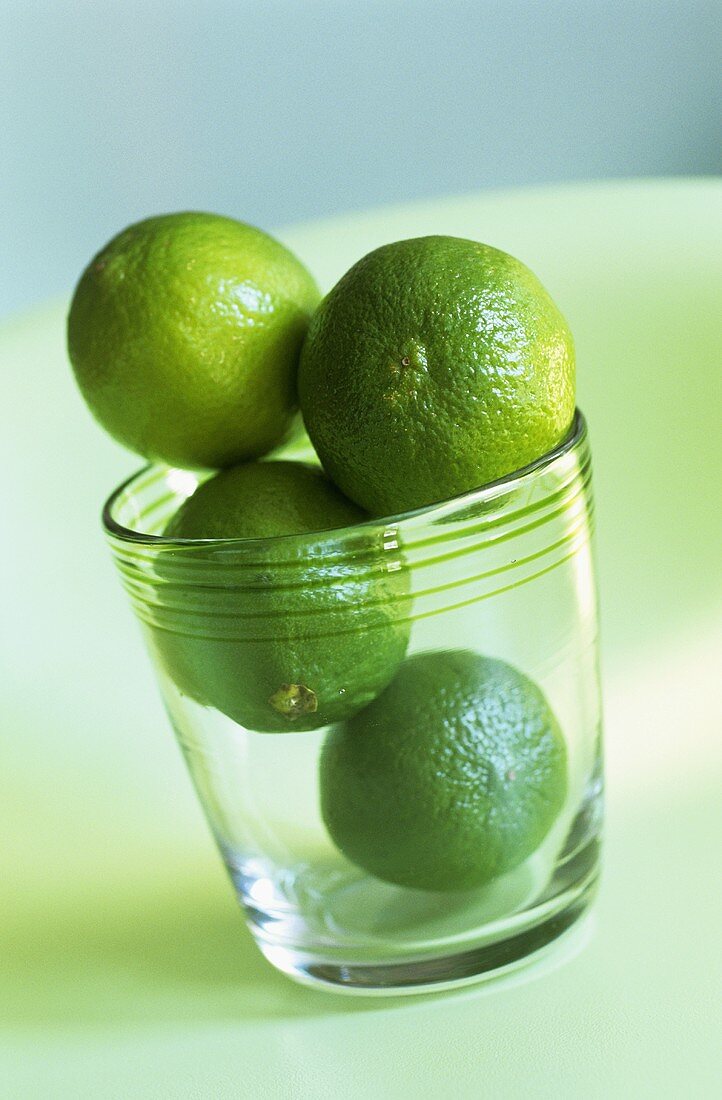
[{"x1": 103, "y1": 410, "x2": 603, "y2": 994}]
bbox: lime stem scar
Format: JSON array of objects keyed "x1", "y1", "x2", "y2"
[{"x1": 269, "y1": 683, "x2": 318, "y2": 719}]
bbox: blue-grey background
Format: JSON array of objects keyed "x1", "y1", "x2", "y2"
[{"x1": 1, "y1": 0, "x2": 720, "y2": 319}]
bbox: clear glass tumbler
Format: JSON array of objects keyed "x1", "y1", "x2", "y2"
[{"x1": 103, "y1": 410, "x2": 603, "y2": 994}]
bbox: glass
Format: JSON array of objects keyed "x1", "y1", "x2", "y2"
[{"x1": 103, "y1": 410, "x2": 603, "y2": 994}]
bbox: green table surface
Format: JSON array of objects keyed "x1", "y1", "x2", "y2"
[{"x1": 2, "y1": 179, "x2": 721, "y2": 1098}]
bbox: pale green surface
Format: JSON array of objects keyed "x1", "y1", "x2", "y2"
[{"x1": 1, "y1": 180, "x2": 721, "y2": 1097}]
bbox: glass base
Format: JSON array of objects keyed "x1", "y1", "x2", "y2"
[{"x1": 248, "y1": 850, "x2": 599, "y2": 996}]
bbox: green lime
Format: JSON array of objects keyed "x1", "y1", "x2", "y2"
[
  {"x1": 299, "y1": 236, "x2": 575, "y2": 515},
  {"x1": 320, "y1": 650, "x2": 567, "y2": 891},
  {"x1": 155, "y1": 461, "x2": 410, "y2": 733},
  {"x1": 67, "y1": 212, "x2": 320, "y2": 469}
]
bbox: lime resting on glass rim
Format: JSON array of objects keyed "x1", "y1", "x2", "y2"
[
  {"x1": 153, "y1": 460, "x2": 410, "y2": 733},
  {"x1": 320, "y1": 650, "x2": 568, "y2": 892},
  {"x1": 298, "y1": 235, "x2": 575, "y2": 515},
  {"x1": 67, "y1": 212, "x2": 320, "y2": 469}
]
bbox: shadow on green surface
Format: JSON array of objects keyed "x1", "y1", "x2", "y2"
[
  {"x1": 3, "y1": 869, "x2": 592, "y2": 1030},
  {"x1": 4, "y1": 881, "x2": 317, "y2": 1027}
]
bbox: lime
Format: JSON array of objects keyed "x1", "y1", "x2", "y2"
[
  {"x1": 67, "y1": 212, "x2": 320, "y2": 469},
  {"x1": 155, "y1": 461, "x2": 410, "y2": 733},
  {"x1": 164, "y1": 458, "x2": 362, "y2": 541},
  {"x1": 299, "y1": 236, "x2": 575, "y2": 515},
  {"x1": 320, "y1": 650, "x2": 567, "y2": 891}
]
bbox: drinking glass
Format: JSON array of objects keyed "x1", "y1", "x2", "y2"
[{"x1": 103, "y1": 410, "x2": 603, "y2": 994}]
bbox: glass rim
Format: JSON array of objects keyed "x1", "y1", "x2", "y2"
[{"x1": 102, "y1": 408, "x2": 587, "y2": 550}]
